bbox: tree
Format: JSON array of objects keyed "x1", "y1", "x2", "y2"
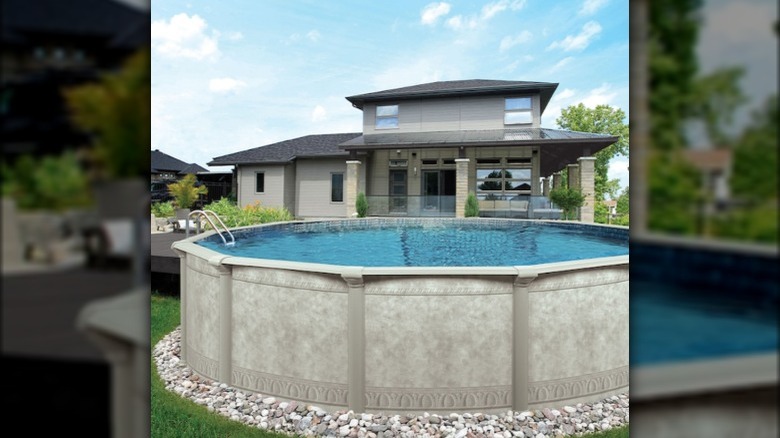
[
  {"x1": 464, "y1": 193, "x2": 480, "y2": 217},
  {"x1": 730, "y1": 95, "x2": 777, "y2": 202},
  {"x1": 549, "y1": 187, "x2": 585, "y2": 221},
  {"x1": 355, "y1": 192, "x2": 368, "y2": 218},
  {"x1": 168, "y1": 174, "x2": 207, "y2": 209},
  {"x1": 687, "y1": 67, "x2": 747, "y2": 146},
  {"x1": 556, "y1": 104, "x2": 629, "y2": 204}
]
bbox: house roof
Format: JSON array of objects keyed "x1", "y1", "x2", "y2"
[
  {"x1": 1, "y1": 0, "x2": 149, "y2": 49},
  {"x1": 345, "y1": 79, "x2": 559, "y2": 114},
  {"x1": 208, "y1": 132, "x2": 362, "y2": 166},
  {"x1": 151, "y1": 149, "x2": 206, "y2": 174},
  {"x1": 341, "y1": 128, "x2": 617, "y2": 177}
]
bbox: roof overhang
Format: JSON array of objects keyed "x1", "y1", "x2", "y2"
[{"x1": 339, "y1": 129, "x2": 617, "y2": 177}]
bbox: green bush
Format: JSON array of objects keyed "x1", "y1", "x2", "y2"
[
  {"x1": 355, "y1": 192, "x2": 368, "y2": 218},
  {"x1": 464, "y1": 192, "x2": 480, "y2": 217},
  {"x1": 202, "y1": 197, "x2": 293, "y2": 228},
  {"x1": 1, "y1": 152, "x2": 92, "y2": 211},
  {"x1": 151, "y1": 201, "x2": 175, "y2": 218},
  {"x1": 549, "y1": 187, "x2": 585, "y2": 220}
]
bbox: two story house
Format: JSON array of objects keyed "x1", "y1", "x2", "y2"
[{"x1": 209, "y1": 80, "x2": 618, "y2": 222}]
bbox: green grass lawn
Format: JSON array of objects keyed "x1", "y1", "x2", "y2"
[{"x1": 151, "y1": 294, "x2": 628, "y2": 437}]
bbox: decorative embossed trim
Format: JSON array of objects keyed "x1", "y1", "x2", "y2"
[
  {"x1": 365, "y1": 386, "x2": 512, "y2": 411},
  {"x1": 231, "y1": 366, "x2": 349, "y2": 406},
  {"x1": 186, "y1": 345, "x2": 219, "y2": 380},
  {"x1": 529, "y1": 366, "x2": 629, "y2": 404}
]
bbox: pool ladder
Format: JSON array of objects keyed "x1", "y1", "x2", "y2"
[{"x1": 186, "y1": 210, "x2": 235, "y2": 246}]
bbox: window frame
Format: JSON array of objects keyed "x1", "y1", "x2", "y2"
[
  {"x1": 375, "y1": 104, "x2": 399, "y2": 130},
  {"x1": 504, "y1": 97, "x2": 533, "y2": 126},
  {"x1": 255, "y1": 172, "x2": 265, "y2": 194},
  {"x1": 330, "y1": 172, "x2": 344, "y2": 203},
  {"x1": 475, "y1": 159, "x2": 532, "y2": 200}
]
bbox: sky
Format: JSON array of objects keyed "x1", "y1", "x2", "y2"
[{"x1": 151, "y1": 1, "x2": 631, "y2": 189}]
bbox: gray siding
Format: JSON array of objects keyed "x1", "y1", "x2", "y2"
[
  {"x1": 362, "y1": 94, "x2": 541, "y2": 134},
  {"x1": 295, "y1": 158, "x2": 365, "y2": 218},
  {"x1": 283, "y1": 163, "x2": 296, "y2": 214},
  {"x1": 237, "y1": 165, "x2": 286, "y2": 209}
]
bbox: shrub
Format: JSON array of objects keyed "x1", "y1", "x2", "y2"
[
  {"x1": 151, "y1": 201, "x2": 175, "y2": 218},
  {"x1": 167, "y1": 174, "x2": 207, "y2": 209},
  {"x1": 464, "y1": 192, "x2": 480, "y2": 217},
  {"x1": 355, "y1": 192, "x2": 368, "y2": 218},
  {"x1": 1, "y1": 152, "x2": 92, "y2": 211},
  {"x1": 549, "y1": 187, "x2": 585, "y2": 220},
  {"x1": 202, "y1": 198, "x2": 293, "y2": 228}
]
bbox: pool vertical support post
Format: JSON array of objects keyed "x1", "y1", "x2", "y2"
[
  {"x1": 513, "y1": 269, "x2": 537, "y2": 412},
  {"x1": 342, "y1": 268, "x2": 365, "y2": 412},
  {"x1": 173, "y1": 246, "x2": 188, "y2": 362},
  {"x1": 210, "y1": 256, "x2": 234, "y2": 385}
]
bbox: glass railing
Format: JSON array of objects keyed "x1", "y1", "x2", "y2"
[
  {"x1": 362, "y1": 195, "x2": 562, "y2": 219},
  {"x1": 365, "y1": 195, "x2": 456, "y2": 217}
]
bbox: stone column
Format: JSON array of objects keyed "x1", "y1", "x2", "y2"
[
  {"x1": 542, "y1": 177, "x2": 550, "y2": 197},
  {"x1": 567, "y1": 164, "x2": 579, "y2": 190},
  {"x1": 578, "y1": 157, "x2": 596, "y2": 223},
  {"x1": 552, "y1": 172, "x2": 563, "y2": 190},
  {"x1": 345, "y1": 160, "x2": 362, "y2": 218},
  {"x1": 455, "y1": 158, "x2": 470, "y2": 218}
]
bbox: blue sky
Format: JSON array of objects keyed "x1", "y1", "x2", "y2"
[{"x1": 151, "y1": 0, "x2": 630, "y2": 189}]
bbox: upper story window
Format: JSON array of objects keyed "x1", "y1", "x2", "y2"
[
  {"x1": 375, "y1": 104, "x2": 399, "y2": 129},
  {"x1": 504, "y1": 97, "x2": 532, "y2": 125}
]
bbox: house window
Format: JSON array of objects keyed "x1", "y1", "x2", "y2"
[
  {"x1": 504, "y1": 97, "x2": 532, "y2": 125},
  {"x1": 331, "y1": 173, "x2": 344, "y2": 203},
  {"x1": 255, "y1": 172, "x2": 265, "y2": 193},
  {"x1": 376, "y1": 104, "x2": 399, "y2": 129},
  {"x1": 475, "y1": 162, "x2": 532, "y2": 200}
]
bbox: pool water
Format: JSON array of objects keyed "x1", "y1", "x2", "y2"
[
  {"x1": 631, "y1": 279, "x2": 779, "y2": 365},
  {"x1": 197, "y1": 221, "x2": 628, "y2": 267}
]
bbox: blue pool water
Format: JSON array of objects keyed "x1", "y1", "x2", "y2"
[
  {"x1": 196, "y1": 220, "x2": 628, "y2": 267},
  {"x1": 631, "y1": 279, "x2": 778, "y2": 365}
]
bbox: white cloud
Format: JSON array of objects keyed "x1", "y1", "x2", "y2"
[
  {"x1": 208, "y1": 77, "x2": 247, "y2": 93},
  {"x1": 581, "y1": 83, "x2": 618, "y2": 107},
  {"x1": 579, "y1": 0, "x2": 609, "y2": 16},
  {"x1": 311, "y1": 105, "x2": 327, "y2": 122},
  {"x1": 445, "y1": 15, "x2": 477, "y2": 30},
  {"x1": 608, "y1": 155, "x2": 630, "y2": 192},
  {"x1": 307, "y1": 30, "x2": 322, "y2": 42},
  {"x1": 554, "y1": 88, "x2": 576, "y2": 100},
  {"x1": 225, "y1": 31, "x2": 244, "y2": 41},
  {"x1": 499, "y1": 30, "x2": 532, "y2": 52},
  {"x1": 421, "y1": 2, "x2": 451, "y2": 25},
  {"x1": 152, "y1": 13, "x2": 220, "y2": 60},
  {"x1": 549, "y1": 56, "x2": 574, "y2": 72},
  {"x1": 547, "y1": 21, "x2": 602, "y2": 52},
  {"x1": 481, "y1": 1, "x2": 508, "y2": 20}
]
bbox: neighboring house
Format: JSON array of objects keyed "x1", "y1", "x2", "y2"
[
  {"x1": 683, "y1": 148, "x2": 732, "y2": 208},
  {"x1": 151, "y1": 149, "x2": 208, "y2": 181},
  {"x1": 603, "y1": 199, "x2": 618, "y2": 217},
  {"x1": 209, "y1": 79, "x2": 618, "y2": 221}
]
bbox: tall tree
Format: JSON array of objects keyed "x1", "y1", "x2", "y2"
[
  {"x1": 556, "y1": 104, "x2": 629, "y2": 203},
  {"x1": 687, "y1": 67, "x2": 747, "y2": 146}
]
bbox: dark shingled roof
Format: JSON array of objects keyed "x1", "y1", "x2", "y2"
[
  {"x1": 345, "y1": 79, "x2": 559, "y2": 114},
  {"x1": 151, "y1": 149, "x2": 205, "y2": 174},
  {"x1": 208, "y1": 132, "x2": 362, "y2": 166},
  {"x1": 178, "y1": 163, "x2": 208, "y2": 175}
]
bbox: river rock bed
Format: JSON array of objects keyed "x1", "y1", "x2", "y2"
[{"x1": 154, "y1": 328, "x2": 629, "y2": 437}]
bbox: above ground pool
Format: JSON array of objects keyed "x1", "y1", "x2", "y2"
[
  {"x1": 197, "y1": 219, "x2": 628, "y2": 267},
  {"x1": 172, "y1": 218, "x2": 629, "y2": 414}
]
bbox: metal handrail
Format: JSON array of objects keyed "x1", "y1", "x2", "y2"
[{"x1": 186, "y1": 210, "x2": 235, "y2": 246}]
